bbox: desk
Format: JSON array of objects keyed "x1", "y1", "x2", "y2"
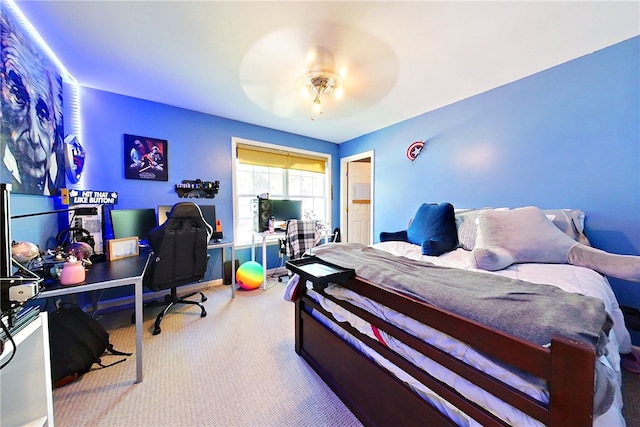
[
  {"x1": 36, "y1": 240, "x2": 235, "y2": 383},
  {"x1": 37, "y1": 252, "x2": 151, "y2": 383},
  {"x1": 207, "y1": 238, "x2": 236, "y2": 297},
  {"x1": 251, "y1": 231, "x2": 284, "y2": 289}
]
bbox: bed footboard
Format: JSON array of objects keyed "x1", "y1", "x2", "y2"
[{"x1": 294, "y1": 273, "x2": 596, "y2": 426}]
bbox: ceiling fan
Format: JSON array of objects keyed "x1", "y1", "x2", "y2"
[
  {"x1": 239, "y1": 23, "x2": 399, "y2": 121},
  {"x1": 297, "y1": 45, "x2": 345, "y2": 116}
]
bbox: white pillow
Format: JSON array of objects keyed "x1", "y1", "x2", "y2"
[
  {"x1": 455, "y1": 209, "x2": 485, "y2": 251},
  {"x1": 543, "y1": 209, "x2": 590, "y2": 246},
  {"x1": 456, "y1": 207, "x2": 589, "y2": 251},
  {"x1": 455, "y1": 208, "x2": 504, "y2": 250}
]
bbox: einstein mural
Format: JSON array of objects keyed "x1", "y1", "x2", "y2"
[{"x1": 0, "y1": 4, "x2": 65, "y2": 195}]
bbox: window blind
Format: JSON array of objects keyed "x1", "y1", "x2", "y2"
[{"x1": 236, "y1": 144, "x2": 326, "y2": 173}]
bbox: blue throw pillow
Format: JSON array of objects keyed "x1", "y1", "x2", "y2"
[{"x1": 406, "y1": 203, "x2": 458, "y2": 256}]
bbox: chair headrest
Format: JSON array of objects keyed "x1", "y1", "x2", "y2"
[
  {"x1": 169, "y1": 203, "x2": 204, "y2": 219},
  {"x1": 166, "y1": 202, "x2": 213, "y2": 241}
]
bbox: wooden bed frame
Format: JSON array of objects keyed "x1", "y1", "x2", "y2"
[{"x1": 293, "y1": 271, "x2": 597, "y2": 426}]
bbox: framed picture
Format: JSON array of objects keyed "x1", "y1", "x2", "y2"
[
  {"x1": 107, "y1": 237, "x2": 139, "y2": 261},
  {"x1": 124, "y1": 134, "x2": 168, "y2": 181}
]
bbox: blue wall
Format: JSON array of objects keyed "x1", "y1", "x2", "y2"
[
  {"x1": 339, "y1": 36, "x2": 640, "y2": 307},
  {"x1": 76, "y1": 87, "x2": 340, "y2": 226},
  {"x1": 9, "y1": 87, "x2": 340, "y2": 284},
  {"x1": 8, "y1": 35, "x2": 639, "y2": 313}
]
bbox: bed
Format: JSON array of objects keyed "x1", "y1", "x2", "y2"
[{"x1": 286, "y1": 205, "x2": 634, "y2": 427}]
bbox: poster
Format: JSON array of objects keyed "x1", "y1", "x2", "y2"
[
  {"x1": 124, "y1": 134, "x2": 168, "y2": 181},
  {"x1": 0, "y1": 3, "x2": 65, "y2": 195}
]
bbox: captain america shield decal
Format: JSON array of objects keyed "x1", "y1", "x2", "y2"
[{"x1": 406, "y1": 141, "x2": 425, "y2": 161}]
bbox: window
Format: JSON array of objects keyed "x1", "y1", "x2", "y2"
[{"x1": 232, "y1": 138, "x2": 331, "y2": 245}]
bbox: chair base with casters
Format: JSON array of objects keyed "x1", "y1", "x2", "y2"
[
  {"x1": 277, "y1": 270, "x2": 291, "y2": 283},
  {"x1": 129, "y1": 287, "x2": 208, "y2": 335},
  {"x1": 277, "y1": 237, "x2": 290, "y2": 282},
  {"x1": 151, "y1": 287, "x2": 207, "y2": 335}
]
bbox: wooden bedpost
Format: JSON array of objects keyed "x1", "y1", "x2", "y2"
[
  {"x1": 548, "y1": 336, "x2": 596, "y2": 426},
  {"x1": 294, "y1": 297, "x2": 302, "y2": 355}
]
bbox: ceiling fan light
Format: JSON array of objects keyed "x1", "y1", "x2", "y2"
[
  {"x1": 297, "y1": 47, "x2": 344, "y2": 114},
  {"x1": 302, "y1": 72, "x2": 342, "y2": 93}
]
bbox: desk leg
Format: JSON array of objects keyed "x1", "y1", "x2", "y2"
[
  {"x1": 134, "y1": 278, "x2": 143, "y2": 383},
  {"x1": 251, "y1": 234, "x2": 256, "y2": 261},
  {"x1": 231, "y1": 246, "x2": 236, "y2": 298},
  {"x1": 260, "y1": 236, "x2": 267, "y2": 289}
]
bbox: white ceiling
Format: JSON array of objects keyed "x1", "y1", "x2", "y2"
[{"x1": 13, "y1": 1, "x2": 640, "y2": 144}]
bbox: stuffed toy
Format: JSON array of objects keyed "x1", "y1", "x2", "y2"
[{"x1": 472, "y1": 206, "x2": 640, "y2": 282}]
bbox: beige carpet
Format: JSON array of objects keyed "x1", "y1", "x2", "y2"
[
  {"x1": 52, "y1": 280, "x2": 640, "y2": 426},
  {"x1": 52, "y1": 282, "x2": 363, "y2": 427}
]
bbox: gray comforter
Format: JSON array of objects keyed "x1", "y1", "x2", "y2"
[{"x1": 310, "y1": 243, "x2": 616, "y2": 415}]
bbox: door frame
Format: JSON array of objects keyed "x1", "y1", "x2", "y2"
[{"x1": 340, "y1": 150, "x2": 374, "y2": 244}]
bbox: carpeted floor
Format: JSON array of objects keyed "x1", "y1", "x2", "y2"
[
  {"x1": 52, "y1": 281, "x2": 363, "y2": 427},
  {"x1": 51, "y1": 280, "x2": 640, "y2": 426}
]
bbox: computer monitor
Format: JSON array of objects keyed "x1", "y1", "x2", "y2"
[
  {"x1": 197, "y1": 205, "x2": 216, "y2": 229},
  {"x1": 157, "y1": 204, "x2": 216, "y2": 229},
  {"x1": 109, "y1": 208, "x2": 158, "y2": 243},
  {"x1": 270, "y1": 199, "x2": 302, "y2": 222},
  {"x1": 157, "y1": 205, "x2": 172, "y2": 225}
]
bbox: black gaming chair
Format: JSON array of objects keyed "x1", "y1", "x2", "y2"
[{"x1": 143, "y1": 202, "x2": 212, "y2": 335}]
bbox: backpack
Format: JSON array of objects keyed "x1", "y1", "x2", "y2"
[{"x1": 47, "y1": 304, "x2": 131, "y2": 388}]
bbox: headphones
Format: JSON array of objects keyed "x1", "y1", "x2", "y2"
[{"x1": 56, "y1": 227, "x2": 95, "y2": 250}]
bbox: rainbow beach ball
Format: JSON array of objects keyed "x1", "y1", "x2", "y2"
[{"x1": 236, "y1": 261, "x2": 263, "y2": 290}]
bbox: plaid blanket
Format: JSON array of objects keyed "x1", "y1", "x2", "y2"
[{"x1": 285, "y1": 220, "x2": 321, "y2": 258}]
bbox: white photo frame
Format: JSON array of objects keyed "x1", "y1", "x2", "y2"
[{"x1": 107, "y1": 237, "x2": 139, "y2": 261}]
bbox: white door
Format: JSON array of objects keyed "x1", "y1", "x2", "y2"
[{"x1": 347, "y1": 160, "x2": 371, "y2": 244}]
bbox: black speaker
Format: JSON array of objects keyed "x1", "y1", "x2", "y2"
[
  {"x1": 223, "y1": 259, "x2": 240, "y2": 285},
  {"x1": 254, "y1": 197, "x2": 272, "y2": 232}
]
